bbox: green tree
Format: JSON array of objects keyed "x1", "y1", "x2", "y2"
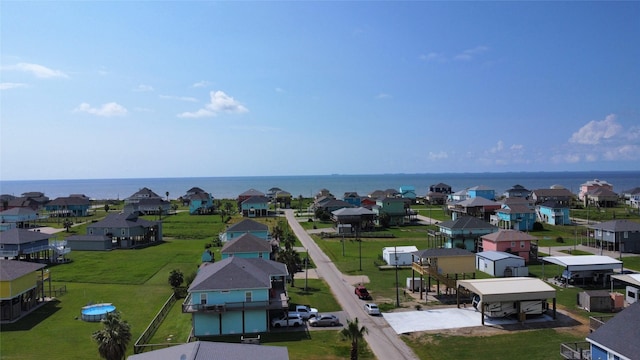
[
  {"x1": 277, "y1": 247, "x2": 301, "y2": 287},
  {"x1": 63, "y1": 219, "x2": 73, "y2": 232},
  {"x1": 168, "y1": 269, "x2": 184, "y2": 288},
  {"x1": 340, "y1": 317, "x2": 368, "y2": 360},
  {"x1": 92, "y1": 312, "x2": 131, "y2": 360},
  {"x1": 104, "y1": 204, "x2": 110, "y2": 213}
]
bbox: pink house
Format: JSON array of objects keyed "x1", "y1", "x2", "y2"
[
  {"x1": 579, "y1": 179, "x2": 613, "y2": 201},
  {"x1": 480, "y1": 229, "x2": 537, "y2": 262}
]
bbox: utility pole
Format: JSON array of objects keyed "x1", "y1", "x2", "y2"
[
  {"x1": 395, "y1": 245, "x2": 400, "y2": 307},
  {"x1": 304, "y1": 248, "x2": 308, "y2": 291}
]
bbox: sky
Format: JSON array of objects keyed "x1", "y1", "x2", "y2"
[{"x1": 1, "y1": 1, "x2": 639, "y2": 181}]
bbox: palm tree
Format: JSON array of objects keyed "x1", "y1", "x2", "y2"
[
  {"x1": 340, "y1": 317, "x2": 368, "y2": 360},
  {"x1": 92, "y1": 311, "x2": 131, "y2": 360},
  {"x1": 277, "y1": 247, "x2": 301, "y2": 287}
]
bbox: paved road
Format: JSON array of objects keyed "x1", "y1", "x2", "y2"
[{"x1": 284, "y1": 209, "x2": 419, "y2": 360}]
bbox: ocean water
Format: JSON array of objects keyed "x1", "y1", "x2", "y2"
[{"x1": 0, "y1": 171, "x2": 638, "y2": 200}]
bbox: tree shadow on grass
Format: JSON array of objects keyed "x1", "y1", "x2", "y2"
[
  {"x1": 291, "y1": 287, "x2": 320, "y2": 296},
  {"x1": 1, "y1": 299, "x2": 62, "y2": 331}
]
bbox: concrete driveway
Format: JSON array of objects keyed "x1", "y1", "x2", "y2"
[{"x1": 383, "y1": 307, "x2": 556, "y2": 334}]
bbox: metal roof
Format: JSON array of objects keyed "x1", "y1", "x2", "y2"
[
  {"x1": 543, "y1": 255, "x2": 622, "y2": 267},
  {"x1": 476, "y1": 251, "x2": 524, "y2": 262},
  {"x1": 127, "y1": 341, "x2": 289, "y2": 360},
  {"x1": 457, "y1": 277, "x2": 556, "y2": 302},
  {"x1": 611, "y1": 273, "x2": 640, "y2": 287}
]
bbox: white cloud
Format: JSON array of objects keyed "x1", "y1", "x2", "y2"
[
  {"x1": 177, "y1": 108, "x2": 215, "y2": 119},
  {"x1": 420, "y1": 52, "x2": 446, "y2": 62},
  {"x1": 179, "y1": 90, "x2": 248, "y2": 118},
  {"x1": 428, "y1": 151, "x2": 449, "y2": 160},
  {"x1": 275, "y1": 87, "x2": 285, "y2": 93},
  {"x1": 160, "y1": 95, "x2": 198, "y2": 102},
  {"x1": 489, "y1": 140, "x2": 504, "y2": 153},
  {"x1": 603, "y1": 145, "x2": 640, "y2": 161},
  {"x1": 192, "y1": 81, "x2": 210, "y2": 88},
  {"x1": 4, "y1": 62, "x2": 68, "y2": 78},
  {"x1": 133, "y1": 84, "x2": 154, "y2": 92},
  {"x1": 569, "y1": 114, "x2": 622, "y2": 145},
  {"x1": 74, "y1": 102, "x2": 128, "y2": 117},
  {"x1": 454, "y1": 46, "x2": 489, "y2": 61},
  {"x1": 510, "y1": 144, "x2": 524, "y2": 150},
  {"x1": 0, "y1": 82, "x2": 28, "y2": 90},
  {"x1": 376, "y1": 93, "x2": 391, "y2": 99}
]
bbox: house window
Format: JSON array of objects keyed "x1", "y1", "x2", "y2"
[
  {"x1": 121, "y1": 229, "x2": 125, "y2": 236},
  {"x1": 200, "y1": 294, "x2": 206, "y2": 305},
  {"x1": 511, "y1": 241, "x2": 516, "y2": 247},
  {"x1": 89, "y1": 229, "x2": 93, "y2": 235},
  {"x1": 245, "y1": 291, "x2": 252, "y2": 302},
  {"x1": 520, "y1": 241, "x2": 525, "y2": 248},
  {"x1": 624, "y1": 232, "x2": 629, "y2": 238},
  {"x1": 258, "y1": 253, "x2": 263, "y2": 258}
]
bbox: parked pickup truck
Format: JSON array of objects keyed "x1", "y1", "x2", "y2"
[
  {"x1": 289, "y1": 305, "x2": 318, "y2": 320},
  {"x1": 354, "y1": 285, "x2": 372, "y2": 300},
  {"x1": 271, "y1": 313, "x2": 304, "y2": 328}
]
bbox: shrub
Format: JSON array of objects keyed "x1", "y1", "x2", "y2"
[
  {"x1": 556, "y1": 236, "x2": 564, "y2": 243},
  {"x1": 533, "y1": 222, "x2": 544, "y2": 231}
]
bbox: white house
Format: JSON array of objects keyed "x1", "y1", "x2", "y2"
[{"x1": 382, "y1": 246, "x2": 418, "y2": 266}]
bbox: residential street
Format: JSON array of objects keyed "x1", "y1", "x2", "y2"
[{"x1": 283, "y1": 209, "x2": 419, "y2": 360}]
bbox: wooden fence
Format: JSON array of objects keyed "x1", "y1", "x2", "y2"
[{"x1": 133, "y1": 293, "x2": 177, "y2": 354}]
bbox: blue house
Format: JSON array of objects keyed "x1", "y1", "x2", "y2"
[
  {"x1": 586, "y1": 302, "x2": 640, "y2": 360},
  {"x1": 373, "y1": 197, "x2": 412, "y2": 226},
  {"x1": 241, "y1": 196, "x2": 269, "y2": 217},
  {"x1": 220, "y1": 219, "x2": 269, "y2": 242},
  {"x1": 493, "y1": 202, "x2": 536, "y2": 231},
  {"x1": 182, "y1": 257, "x2": 289, "y2": 336},
  {"x1": 44, "y1": 195, "x2": 91, "y2": 217},
  {"x1": 467, "y1": 185, "x2": 495, "y2": 200},
  {"x1": 342, "y1": 192, "x2": 362, "y2": 207},
  {"x1": 184, "y1": 187, "x2": 215, "y2": 215},
  {"x1": 0, "y1": 228, "x2": 52, "y2": 260},
  {"x1": 537, "y1": 201, "x2": 570, "y2": 225},
  {"x1": 399, "y1": 185, "x2": 416, "y2": 200},
  {"x1": 221, "y1": 233, "x2": 272, "y2": 259},
  {"x1": 437, "y1": 216, "x2": 498, "y2": 252},
  {"x1": 0, "y1": 207, "x2": 38, "y2": 231}
]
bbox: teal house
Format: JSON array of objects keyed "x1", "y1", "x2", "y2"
[
  {"x1": 536, "y1": 201, "x2": 570, "y2": 225},
  {"x1": 220, "y1": 219, "x2": 269, "y2": 242},
  {"x1": 44, "y1": 195, "x2": 90, "y2": 217},
  {"x1": 399, "y1": 185, "x2": 416, "y2": 200},
  {"x1": 182, "y1": 257, "x2": 289, "y2": 336},
  {"x1": 493, "y1": 202, "x2": 536, "y2": 231},
  {"x1": 437, "y1": 216, "x2": 498, "y2": 252},
  {"x1": 467, "y1": 185, "x2": 495, "y2": 200},
  {"x1": 373, "y1": 197, "x2": 412, "y2": 226},
  {"x1": 184, "y1": 187, "x2": 215, "y2": 215},
  {"x1": 221, "y1": 233, "x2": 272, "y2": 259},
  {"x1": 240, "y1": 196, "x2": 269, "y2": 217}
]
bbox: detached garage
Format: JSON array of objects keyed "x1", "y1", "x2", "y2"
[
  {"x1": 456, "y1": 277, "x2": 556, "y2": 325},
  {"x1": 476, "y1": 251, "x2": 528, "y2": 277},
  {"x1": 383, "y1": 246, "x2": 418, "y2": 266}
]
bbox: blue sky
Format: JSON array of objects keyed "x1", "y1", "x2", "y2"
[{"x1": 1, "y1": 1, "x2": 639, "y2": 181}]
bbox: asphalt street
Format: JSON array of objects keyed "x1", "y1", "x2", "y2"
[{"x1": 284, "y1": 209, "x2": 419, "y2": 360}]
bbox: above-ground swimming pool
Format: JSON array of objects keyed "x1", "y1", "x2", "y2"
[{"x1": 81, "y1": 303, "x2": 116, "y2": 322}]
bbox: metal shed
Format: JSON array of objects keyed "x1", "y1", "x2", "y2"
[
  {"x1": 456, "y1": 277, "x2": 556, "y2": 324},
  {"x1": 542, "y1": 255, "x2": 623, "y2": 287},
  {"x1": 610, "y1": 273, "x2": 640, "y2": 304},
  {"x1": 476, "y1": 251, "x2": 528, "y2": 277}
]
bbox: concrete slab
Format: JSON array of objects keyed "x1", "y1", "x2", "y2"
[{"x1": 383, "y1": 308, "x2": 554, "y2": 334}]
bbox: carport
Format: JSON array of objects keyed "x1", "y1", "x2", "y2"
[
  {"x1": 542, "y1": 255, "x2": 623, "y2": 287},
  {"x1": 456, "y1": 277, "x2": 556, "y2": 325}
]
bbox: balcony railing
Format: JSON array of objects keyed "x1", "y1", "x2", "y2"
[
  {"x1": 589, "y1": 314, "x2": 614, "y2": 332},
  {"x1": 559, "y1": 342, "x2": 590, "y2": 359},
  {"x1": 182, "y1": 291, "x2": 288, "y2": 314}
]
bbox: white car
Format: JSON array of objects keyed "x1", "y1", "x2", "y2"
[
  {"x1": 271, "y1": 313, "x2": 304, "y2": 328},
  {"x1": 364, "y1": 303, "x2": 380, "y2": 316}
]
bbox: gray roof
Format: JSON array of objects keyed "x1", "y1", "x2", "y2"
[
  {"x1": 242, "y1": 195, "x2": 270, "y2": 204},
  {"x1": 189, "y1": 257, "x2": 288, "y2": 292},
  {"x1": 497, "y1": 204, "x2": 534, "y2": 214},
  {"x1": 66, "y1": 235, "x2": 111, "y2": 242},
  {"x1": 587, "y1": 302, "x2": 640, "y2": 358},
  {"x1": 454, "y1": 197, "x2": 500, "y2": 207},
  {"x1": 221, "y1": 233, "x2": 271, "y2": 254},
  {"x1": 89, "y1": 212, "x2": 157, "y2": 229},
  {"x1": 0, "y1": 259, "x2": 46, "y2": 281},
  {"x1": 0, "y1": 207, "x2": 38, "y2": 216},
  {"x1": 413, "y1": 248, "x2": 474, "y2": 258},
  {"x1": 438, "y1": 216, "x2": 497, "y2": 231},
  {"x1": 47, "y1": 196, "x2": 90, "y2": 206},
  {"x1": 239, "y1": 188, "x2": 265, "y2": 197},
  {"x1": 476, "y1": 251, "x2": 524, "y2": 261},
  {"x1": 332, "y1": 207, "x2": 374, "y2": 216},
  {"x1": 226, "y1": 219, "x2": 268, "y2": 233},
  {"x1": 0, "y1": 228, "x2": 51, "y2": 245},
  {"x1": 588, "y1": 219, "x2": 640, "y2": 232},
  {"x1": 127, "y1": 341, "x2": 289, "y2": 360}
]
